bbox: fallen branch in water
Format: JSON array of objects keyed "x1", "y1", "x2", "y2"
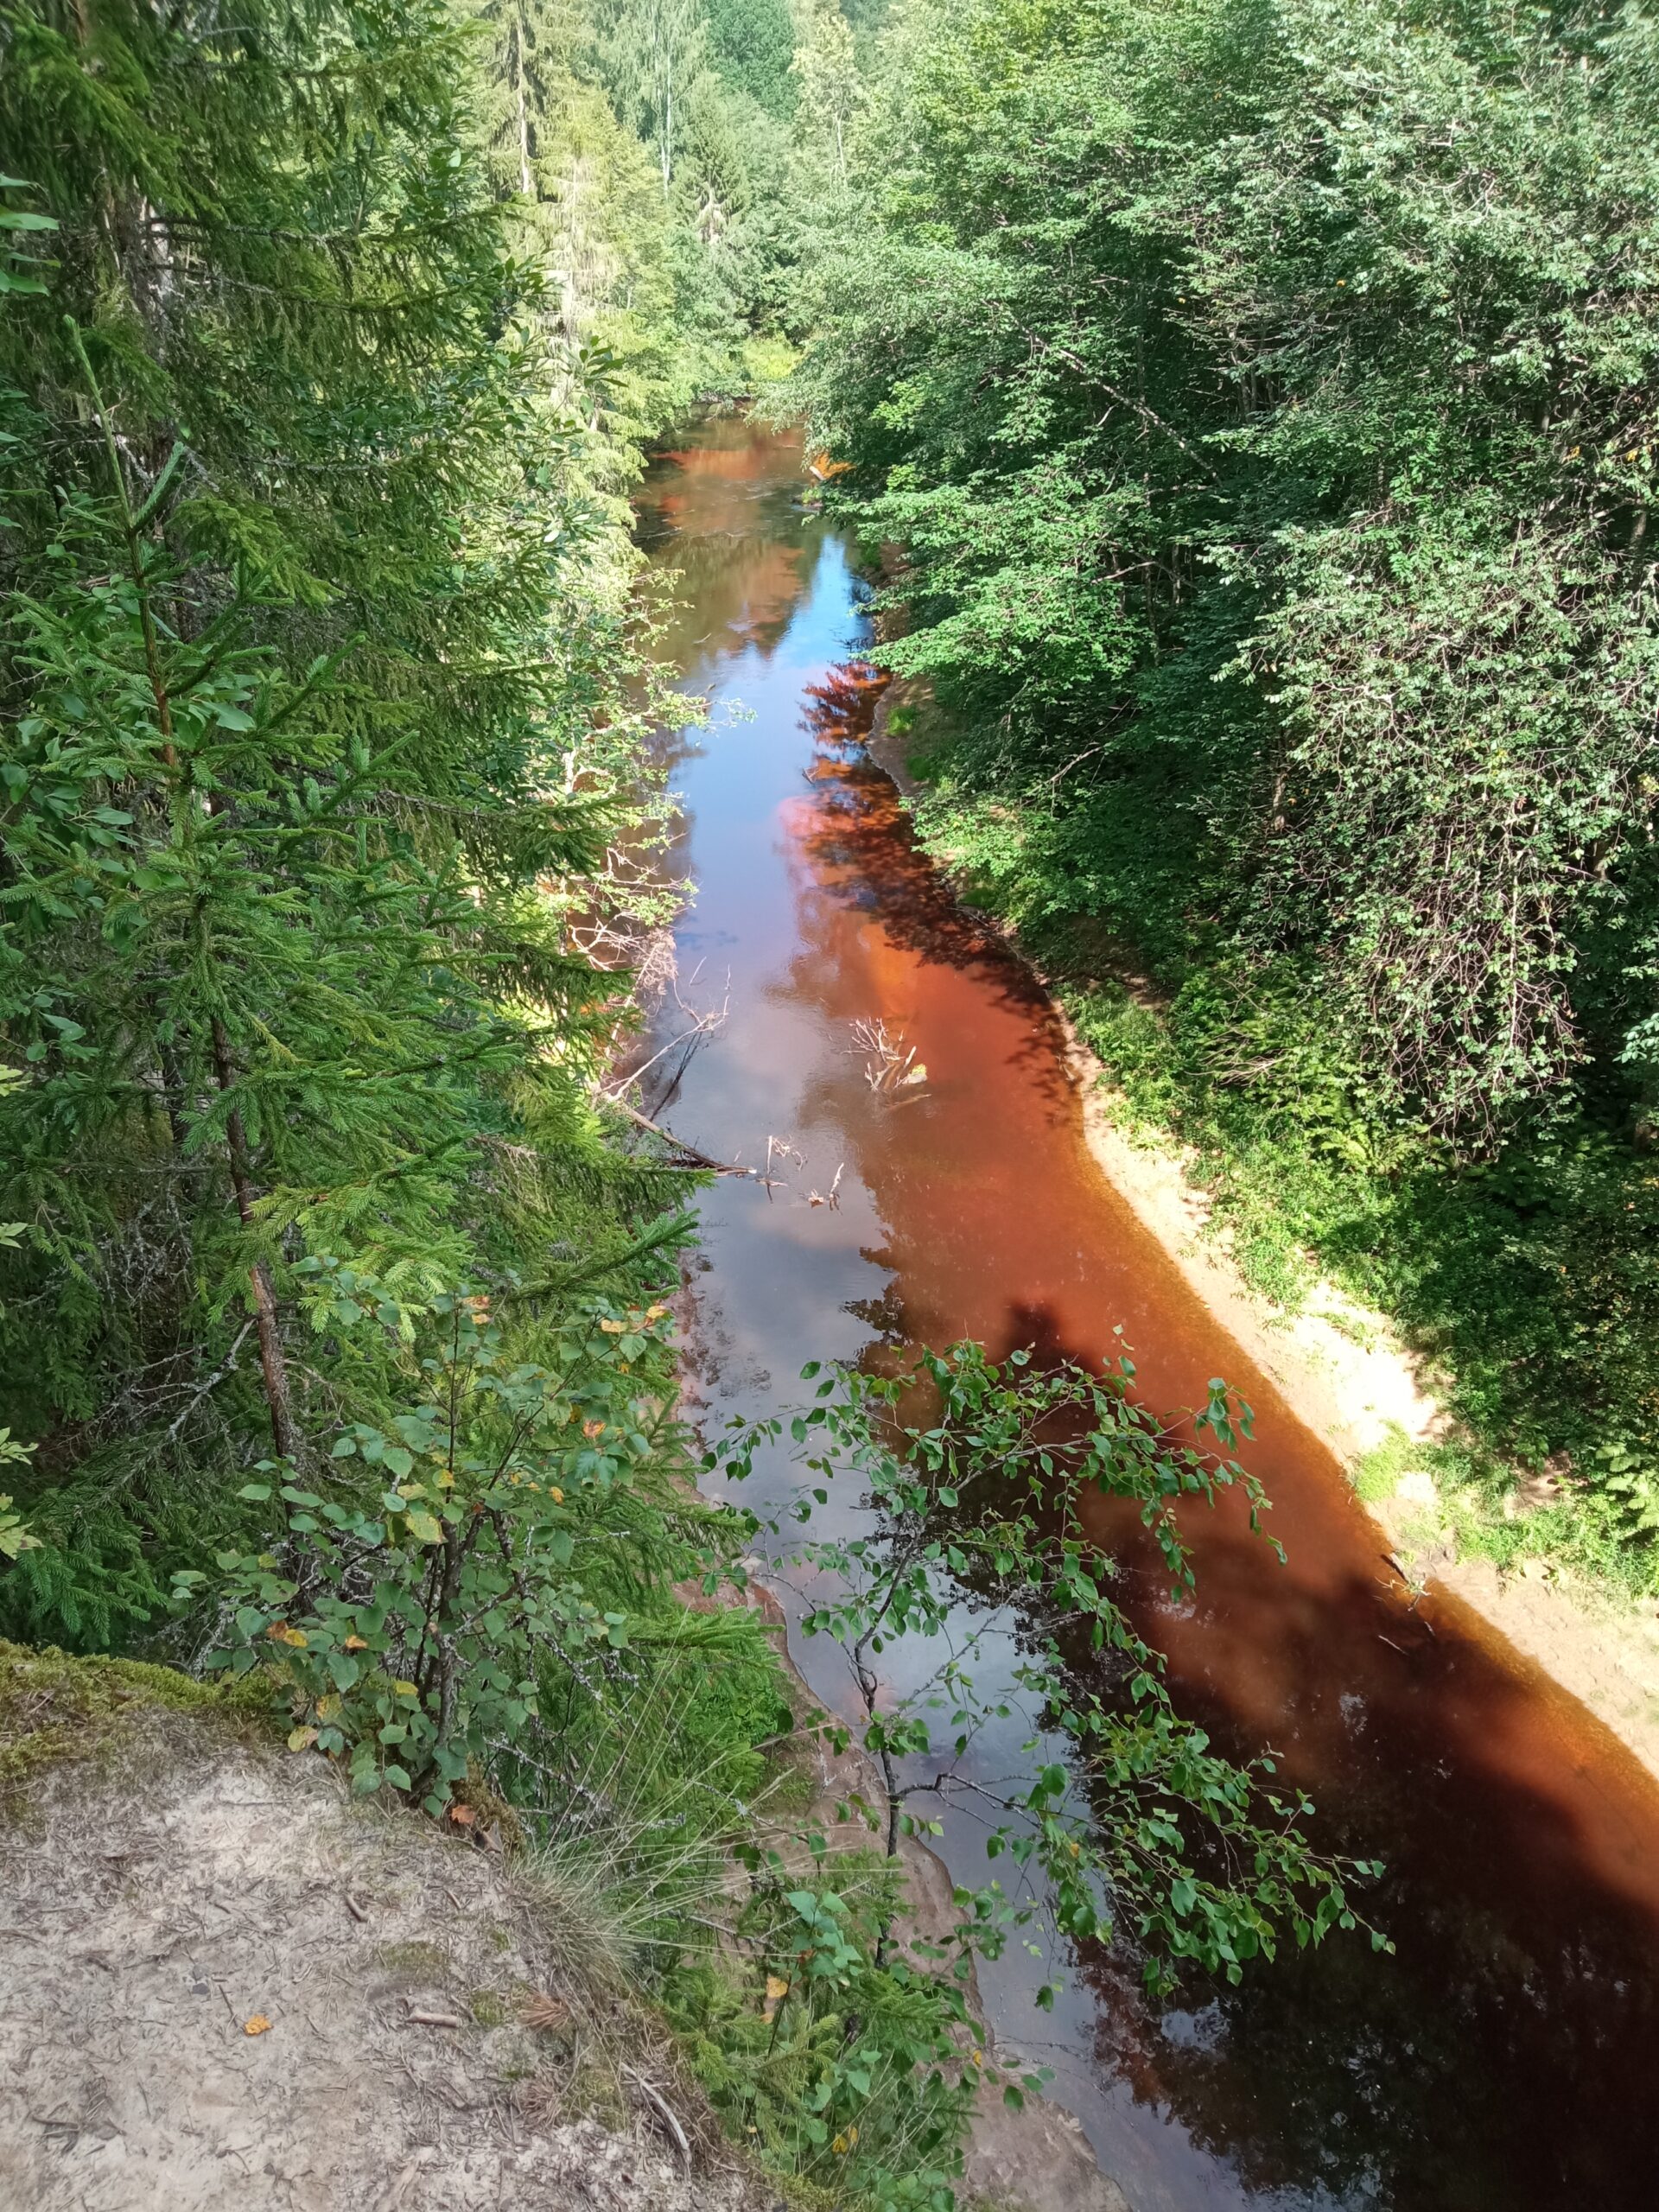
[
  {"x1": 606, "y1": 1095, "x2": 754, "y2": 1177},
  {"x1": 762, "y1": 1133, "x2": 804, "y2": 1199},
  {"x1": 852, "y1": 1014, "x2": 928, "y2": 1097},
  {"x1": 599, "y1": 969, "x2": 730, "y2": 1109}
]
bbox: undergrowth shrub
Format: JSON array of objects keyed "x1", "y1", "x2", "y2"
[
  {"x1": 194, "y1": 1282, "x2": 728, "y2": 1809},
  {"x1": 166, "y1": 1283, "x2": 1392, "y2": 2209}
]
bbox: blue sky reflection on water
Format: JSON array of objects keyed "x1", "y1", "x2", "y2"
[{"x1": 631, "y1": 418, "x2": 1659, "y2": 2212}]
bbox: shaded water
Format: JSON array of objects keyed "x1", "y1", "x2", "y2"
[{"x1": 633, "y1": 420, "x2": 1659, "y2": 2212}]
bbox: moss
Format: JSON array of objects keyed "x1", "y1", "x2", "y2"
[
  {"x1": 562, "y1": 2045, "x2": 631, "y2": 2133},
  {"x1": 0, "y1": 1637, "x2": 264, "y2": 1809},
  {"x1": 373, "y1": 1939, "x2": 454, "y2": 1980},
  {"x1": 454, "y1": 1775, "x2": 526, "y2": 1854},
  {"x1": 469, "y1": 1987, "x2": 511, "y2": 2027}
]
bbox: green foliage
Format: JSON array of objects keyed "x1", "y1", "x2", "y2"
[
  {"x1": 200, "y1": 1287, "x2": 695, "y2": 1808},
  {"x1": 0, "y1": 0, "x2": 701, "y2": 1649},
  {"x1": 473, "y1": 0, "x2": 744, "y2": 430},
  {"x1": 809, "y1": 0, "x2": 1659, "y2": 1094},
  {"x1": 708, "y1": 0, "x2": 798, "y2": 117},
  {"x1": 0, "y1": 1490, "x2": 41, "y2": 1564},
  {"x1": 662, "y1": 1866, "x2": 982, "y2": 2210},
  {"x1": 580, "y1": 0, "x2": 866, "y2": 341},
  {"x1": 800, "y1": 0, "x2": 1659, "y2": 1130},
  {"x1": 715, "y1": 1343, "x2": 1389, "y2": 1999},
  {"x1": 796, "y1": 0, "x2": 1659, "y2": 1560},
  {"x1": 0, "y1": 175, "x2": 56, "y2": 297}
]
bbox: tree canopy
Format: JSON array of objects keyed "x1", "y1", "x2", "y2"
[{"x1": 794, "y1": 0, "x2": 1659, "y2": 1540}]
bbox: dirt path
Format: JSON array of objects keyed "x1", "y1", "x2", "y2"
[{"x1": 868, "y1": 691, "x2": 1659, "y2": 1789}]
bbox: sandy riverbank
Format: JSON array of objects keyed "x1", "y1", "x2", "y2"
[{"x1": 866, "y1": 686, "x2": 1659, "y2": 1790}]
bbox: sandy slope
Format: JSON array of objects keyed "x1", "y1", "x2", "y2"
[
  {"x1": 0, "y1": 1705, "x2": 768, "y2": 2212},
  {"x1": 0, "y1": 1665, "x2": 1128, "y2": 2212}
]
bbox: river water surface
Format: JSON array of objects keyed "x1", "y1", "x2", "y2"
[{"x1": 632, "y1": 420, "x2": 1659, "y2": 2212}]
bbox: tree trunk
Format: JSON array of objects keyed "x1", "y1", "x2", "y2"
[
  {"x1": 514, "y1": 12, "x2": 531, "y2": 198},
  {"x1": 211, "y1": 1020, "x2": 300, "y2": 1465}
]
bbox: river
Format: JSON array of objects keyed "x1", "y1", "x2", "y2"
[{"x1": 631, "y1": 417, "x2": 1659, "y2": 2212}]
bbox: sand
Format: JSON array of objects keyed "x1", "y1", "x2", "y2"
[{"x1": 0, "y1": 1663, "x2": 1128, "y2": 2212}]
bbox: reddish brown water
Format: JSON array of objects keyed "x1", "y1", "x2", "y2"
[{"x1": 636, "y1": 420, "x2": 1659, "y2": 2212}]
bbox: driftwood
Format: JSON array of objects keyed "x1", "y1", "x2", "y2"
[{"x1": 607, "y1": 1096, "x2": 753, "y2": 1178}]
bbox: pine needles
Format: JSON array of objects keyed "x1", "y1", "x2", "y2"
[{"x1": 0, "y1": 0, "x2": 698, "y2": 1646}]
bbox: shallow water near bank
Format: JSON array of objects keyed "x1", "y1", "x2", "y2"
[{"x1": 633, "y1": 419, "x2": 1659, "y2": 2212}]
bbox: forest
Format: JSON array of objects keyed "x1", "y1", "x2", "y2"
[
  {"x1": 793, "y1": 0, "x2": 1659, "y2": 1581},
  {"x1": 3, "y1": 2, "x2": 1659, "y2": 2209}
]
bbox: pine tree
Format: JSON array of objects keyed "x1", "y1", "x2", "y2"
[
  {"x1": 0, "y1": 0, "x2": 689, "y2": 1645},
  {"x1": 469, "y1": 0, "x2": 733, "y2": 435}
]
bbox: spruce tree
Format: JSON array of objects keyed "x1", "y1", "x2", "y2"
[{"x1": 0, "y1": 0, "x2": 687, "y2": 1644}]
